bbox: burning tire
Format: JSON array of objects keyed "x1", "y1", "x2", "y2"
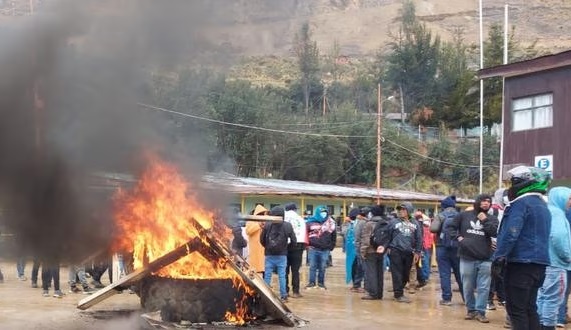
[{"x1": 139, "y1": 276, "x2": 255, "y2": 324}]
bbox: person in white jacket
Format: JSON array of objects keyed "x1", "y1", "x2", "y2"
[{"x1": 284, "y1": 203, "x2": 306, "y2": 298}]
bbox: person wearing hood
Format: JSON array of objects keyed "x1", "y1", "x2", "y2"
[
  {"x1": 558, "y1": 199, "x2": 571, "y2": 327},
  {"x1": 448, "y1": 194, "x2": 499, "y2": 323},
  {"x1": 359, "y1": 205, "x2": 389, "y2": 300},
  {"x1": 493, "y1": 166, "x2": 551, "y2": 330},
  {"x1": 345, "y1": 208, "x2": 364, "y2": 292},
  {"x1": 536, "y1": 187, "x2": 571, "y2": 330},
  {"x1": 246, "y1": 204, "x2": 269, "y2": 276},
  {"x1": 431, "y1": 195, "x2": 463, "y2": 306},
  {"x1": 381, "y1": 201, "x2": 422, "y2": 303},
  {"x1": 305, "y1": 205, "x2": 336, "y2": 290}
]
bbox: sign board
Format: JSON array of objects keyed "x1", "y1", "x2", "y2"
[{"x1": 534, "y1": 155, "x2": 553, "y2": 177}]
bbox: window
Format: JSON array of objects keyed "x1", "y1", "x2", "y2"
[{"x1": 512, "y1": 93, "x2": 553, "y2": 132}]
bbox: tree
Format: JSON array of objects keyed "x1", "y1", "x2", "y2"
[
  {"x1": 293, "y1": 22, "x2": 321, "y2": 116},
  {"x1": 383, "y1": 0, "x2": 441, "y2": 121}
]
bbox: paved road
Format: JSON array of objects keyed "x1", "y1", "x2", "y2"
[{"x1": 0, "y1": 250, "x2": 512, "y2": 329}]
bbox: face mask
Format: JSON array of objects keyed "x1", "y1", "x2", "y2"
[{"x1": 320, "y1": 211, "x2": 328, "y2": 219}]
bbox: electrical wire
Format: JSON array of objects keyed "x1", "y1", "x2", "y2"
[{"x1": 138, "y1": 102, "x2": 498, "y2": 169}]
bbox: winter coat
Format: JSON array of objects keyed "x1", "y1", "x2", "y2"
[
  {"x1": 359, "y1": 215, "x2": 388, "y2": 257},
  {"x1": 245, "y1": 204, "x2": 268, "y2": 272},
  {"x1": 306, "y1": 206, "x2": 337, "y2": 251},
  {"x1": 547, "y1": 187, "x2": 571, "y2": 270},
  {"x1": 384, "y1": 217, "x2": 422, "y2": 254},
  {"x1": 260, "y1": 222, "x2": 296, "y2": 256},
  {"x1": 493, "y1": 193, "x2": 550, "y2": 265},
  {"x1": 345, "y1": 221, "x2": 357, "y2": 284}
]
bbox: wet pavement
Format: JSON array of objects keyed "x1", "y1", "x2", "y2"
[{"x1": 0, "y1": 250, "x2": 515, "y2": 329}]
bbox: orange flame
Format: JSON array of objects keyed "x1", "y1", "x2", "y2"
[{"x1": 113, "y1": 155, "x2": 254, "y2": 324}]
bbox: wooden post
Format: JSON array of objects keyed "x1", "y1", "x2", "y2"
[{"x1": 376, "y1": 84, "x2": 382, "y2": 204}]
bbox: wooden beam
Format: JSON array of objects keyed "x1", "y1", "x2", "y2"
[{"x1": 77, "y1": 237, "x2": 204, "y2": 310}]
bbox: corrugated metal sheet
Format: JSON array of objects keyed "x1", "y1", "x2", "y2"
[
  {"x1": 91, "y1": 171, "x2": 472, "y2": 204},
  {"x1": 201, "y1": 172, "x2": 473, "y2": 204}
]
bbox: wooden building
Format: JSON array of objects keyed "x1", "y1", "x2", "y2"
[{"x1": 479, "y1": 50, "x2": 571, "y2": 185}]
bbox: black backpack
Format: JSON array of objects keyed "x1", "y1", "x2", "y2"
[
  {"x1": 438, "y1": 209, "x2": 459, "y2": 248},
  {"x1": 266, "y1": 224, "x2": 287, "y2": 254},
  {"x1": 370, "y1": 218, "x2": 390, "y2": 248}
]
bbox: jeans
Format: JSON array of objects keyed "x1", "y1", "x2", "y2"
[
  {"x1": 417, "y1": 248, "x2": 432, "y2": 283},
  {"x1": 558, "y1": 271, "x2": 571, "y2": 324},
  {"x1": 17, "y1": 257, "x2": 26, "y2": 277},
  {"x1": 264, "y1": 255, "x2": 287, "y2": 299},
  {"x1": 68, "y1": 265, "x2": 89, "y2": 288},
  {"x1": 505, "y1": 262, "x2": 546, "y2": 330},
  {"x1": 308, "y1": 248, "x2": 329, "y2": 286},
  {"x1": 460, "y1": 259, "x2": 491, "y2": 315},
  {"x1": 436, "y1": 246, "x2": 463, "y2": 301},
  {"x1": 537, "y1": 266, "x2": 567, "y2": 327},
  {"x1": 352, "y1": 256, "x2": 365, "y2": 288},
  {"x1": 31, "y1": 258, "x2": 41, "y2": 284},
  {"x1": 286, "y1": 247, "x2": 303, "y2": 294}
]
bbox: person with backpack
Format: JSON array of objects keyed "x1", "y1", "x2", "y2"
[
  {"x1": 359, "y1": 205, "x2": 390, "y2": 300},
  {"x1": 448, "y1": 194, "x2": 499, "y2": 323},
  {"x1": 381, "y1": 202, "x2": 422, "y2": 303},
  {"x1": 260, "y1": 206, "x2": 296, "y2": 302},
  {"x1": 430, "y1": 195, "x2": 463, "y2": 306},
  {"x1": 284, "y1": 203, "x2": 306, "y2": 299},
  {"x1": 305, "y1": 205, "x2": 336, "y2": 290}
]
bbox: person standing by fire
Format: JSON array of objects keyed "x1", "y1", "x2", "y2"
[
  {"x1": 246, "y1": 204, "x2": 269, "y2": 277},
  {"x1": 284, "y1": 203, "x2": 306, "y2": 299},
  {"x1": 261, "y1": 206, "x2": 296, "y2": 302},
  {"x1": 305, "y1": 205, "x2": 336, "y2": 290}
]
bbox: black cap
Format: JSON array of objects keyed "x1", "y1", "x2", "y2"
[
  {"x1": 284, "y1": 203, "x2": 297, "y2": 211},
  {"x1": 269, "y1": 206, "x2": 285, "y2": 217}
]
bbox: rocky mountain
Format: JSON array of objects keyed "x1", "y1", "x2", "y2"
[{"x1": 203, "y1": 0, "x2": 571, "y2": 57}]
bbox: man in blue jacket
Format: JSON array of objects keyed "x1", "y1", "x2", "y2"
[{"x1": 493, "y1": 166, "x2": 551, "y2": 330}]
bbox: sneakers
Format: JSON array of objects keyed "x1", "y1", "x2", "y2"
[
  {"x1": 317, "y1": 284, "x2": 327, "y2": 290},
  {"x1": 91, "y1": 280, "x2": 104, "y2": 288},
  {"x1": 487, "y1": 303, "x2": 497, "y2": 310},
  {"x1": 394, "y1": 296, "x2": 412, "y2": 303},
  {"x1": 475, "y1": 314, "x2": 490, "y2": 323},
  {"x1": 290, "y1": 293, "x2": 303, "y2": 298},
  {"x1": 350, "y1": 287, "x2": 365, "y2": 293},
  {"x1": 556, "y1": 324, "x2": 565, "y2": 328},
  {"x1": 42, "y1": 290, "x2": 50, "y2": 297},
  {"x1": 280, "y1": 297, "x2": 288, "y2": 303},
  {"x1": 31, "y1": 282, "x2": 38, "y2": 289},
  {"x1": 415, "y1": 281, "x2": 428, "y2": 289},
  {"x1": 53, "y1": 290, "x2": 65, "y2": 298},
  {"x1": 83, "y1": 287, "x2": 96, "y2": 295},
  {"x1": 18, "y1": 275, "x2": 27, "y2": 281},
  {"x1": 504, "y1": 321, "x2": 512, "y2": 329},
  {"x1": 464, "y1": 311, "x2": 477, "y2": 320},
  {"x1": 439, "y1": 300, "x2": 452, "y2": 306},
  {"x1": 305, "y1": 283, "x2": 316, "y2": 289},
  {"x1": 361, "y1": 295, "x2": 381, "y2": 300},
  {"x1": 69, "y1": 286, "x2": 81, "y2": 294}
]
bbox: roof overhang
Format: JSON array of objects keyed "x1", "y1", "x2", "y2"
[{"x1": 478, "y1": 50, "x2": 571, "y2": 79}]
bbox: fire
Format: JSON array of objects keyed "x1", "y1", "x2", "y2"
[{"x1": 113, "y1": 155, "x2": 254, "y2": 324}]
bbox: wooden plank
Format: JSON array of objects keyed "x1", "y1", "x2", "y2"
[
  {"x1": 189, "y1": 218, "x2": 303, "y2": 327},
  {"x1": 236, "y1": 214, "x2": 283, "y2": 222},
  {"x1": 77, "y1": 237, "x2": 204, "y2": 310}
]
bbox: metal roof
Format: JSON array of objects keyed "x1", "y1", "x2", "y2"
[
  {"x1": 201, "y1": 172, "x2": 472, "y2": 204},
  {"x1": 478, "y1": 50, "x2": 571, "y2": 79},
  {"x1": 90, "y1": 171, "x2": 472, "y2": 204}
]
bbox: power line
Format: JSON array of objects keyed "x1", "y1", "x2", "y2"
[{"x1": 138, "y1": 102, "x2": 498, "y2": 169}]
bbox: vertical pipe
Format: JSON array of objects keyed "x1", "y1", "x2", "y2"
[
  {"x1": 377, "y1": 84, "x2": 382, "y2": 205},
  {"x1": 478, "y1": 0, "x2": 484, "y2": 194},
  {"x1": 498, "y1": 4, "x2": 508, "y2": 188}
]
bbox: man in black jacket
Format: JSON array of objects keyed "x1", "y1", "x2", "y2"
[
  {"x1": 261, "y1": 206, "x2": 296, "y2": 302},
  {"x1": 381, "y1": 202, "x2": 422, "y2": 303},
  {"x1": 448, "y1": 194, "x2": 499, "y2": 323}
]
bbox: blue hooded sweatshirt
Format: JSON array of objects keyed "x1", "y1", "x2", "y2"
[
  {"x1": 547, "y1": 187, "x2": 571, "y2": 270},
  {"x1": 306, "y1": 205, "x2": 337, "y2": 250}
]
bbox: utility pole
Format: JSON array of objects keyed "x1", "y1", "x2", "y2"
[{"x1": 376, "y1": 83, "x2": 382, "y2": 204}]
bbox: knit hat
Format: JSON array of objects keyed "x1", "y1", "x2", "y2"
[
  {"x1": 348, "y1": 208, "x2": 360, "y2": 220},
  {"x1": 440, "y1": 195, "x2": 457, "y2": 209},
  {"x1": 269, "y1": 206, "x2": 285, "y2": 217},
  {"x1": 284, "y1": 203, "x2": 298, "y2": 211},
  {"x1": 370, "y1": 205, "x2": 385, "y2": 217},
  {"x1": 396, "y1": 202, "x2": 414, "y2": 215}
]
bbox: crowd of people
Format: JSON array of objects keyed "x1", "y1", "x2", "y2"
[{"x1": 340, "y1": 165, "x2": 571, "y2": 330}]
